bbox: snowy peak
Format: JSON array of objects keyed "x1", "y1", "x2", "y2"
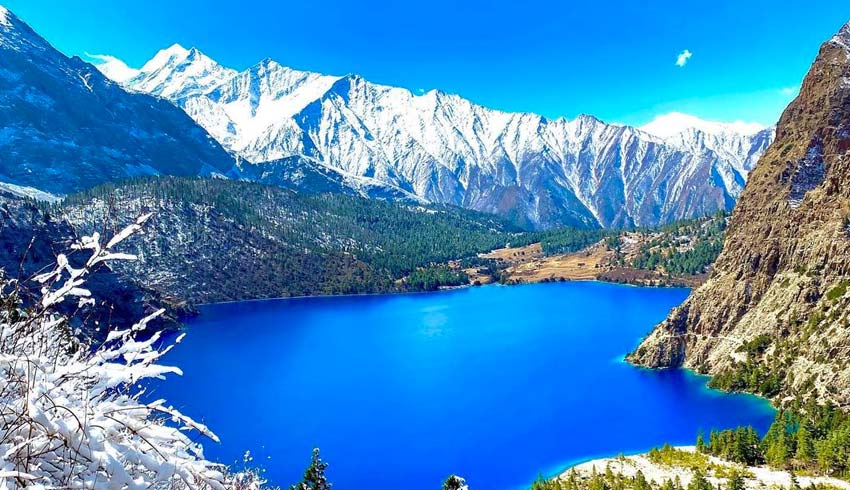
[
  {"x1": 0, "y1": 5, "x2": 11, "y2": 27},
  {"x1": 0, "y1": 4, "x2": 236, "y2": 194},
  {"x1": 145, "y1": 43, "x2": 191, "y2": 70},
  {"x1": 0, "y1": 3, "x2": 52, "y2": 52},
  {"x1": 831, "y1": 21, "x2": 850, "y2": 53},
  {"x1": 235, "y1": 58, "x2": 340, "y2": 99},
  {"x1": 126, "y1": 43, "x2": 236, "y2": 100},
  {"x1": 639, "y1": 112, "x2": 766, "y2": 139},
  {"x1": 117, "y1": 40, "x2": 776, "y2": 229}
]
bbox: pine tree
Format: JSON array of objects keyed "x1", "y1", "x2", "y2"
[
  {"x1": 291, "y1": 448, "x2": 331, "y2": 490},
  {"x1": 443, "y1": 475, "x2": 469, "y2": 490},
  {"x1": 634, "y1": 470, "x2": 651, "y2": 490},
  {"x1": 726, "y1": 472, "x2": 745, "y2": 490},
  {"x1": 696, "y1": 432, "x2": 707, "y2": 453},
  {"x1": 795, "y1": 425, "x2": 815, "y2": 463},
  {"x1": 765, "y1": 430, "x2": 789, "y2": 467},
  {"x1": 687, "y1": 470, "x2": 713, "y2": 490},
  {"x1": 789, "y1": 471, "x2": 801, "y2": 490}
]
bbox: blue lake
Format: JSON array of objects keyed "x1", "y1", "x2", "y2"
[{"x1": 154, "y1": 281, "x2": 775, "y2": 490}]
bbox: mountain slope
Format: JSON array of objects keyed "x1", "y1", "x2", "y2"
[
  {"x1": 628, "y1": 21, "x2": 850, "y2": 407},
  {"x1": 58, "y1": 176, "x2": 528, "y2": 303},
  {"x1": 114, "y1": 46, "x2": 774, "y2": 229},
  {"x1": 0, "y1": 7, "x2": 236, "y2": 195},
  {"x1": 0, "y1": 190, "x2": 181, "y2": 338}
]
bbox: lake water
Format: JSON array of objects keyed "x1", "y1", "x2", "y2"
[{"x1": 154, "y1": 282, "x2": 775, "y2": 490}]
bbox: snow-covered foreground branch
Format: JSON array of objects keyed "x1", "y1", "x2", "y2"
[{"x1": 0, "y1": 214, "x2": 262, "y2": 489}]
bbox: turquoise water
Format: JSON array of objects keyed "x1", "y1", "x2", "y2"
[{"x1": 154, "y1": 282, "x2": 775, "y2": 490}]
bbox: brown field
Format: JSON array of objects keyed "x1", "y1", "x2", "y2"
[
  {"x1": 480, "y1": 242, "x2": 545, "y2": 263},
  {"x1": 498, "y1": 242, "x2": 609, "y2": 283},
  {"x1": 477, "y1": 233, "x2": 708, "y2": 287}
]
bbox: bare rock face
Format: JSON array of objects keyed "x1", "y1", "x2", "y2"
[{"x1": 628, "y1": 21, "x2": 850, "y2": 407}]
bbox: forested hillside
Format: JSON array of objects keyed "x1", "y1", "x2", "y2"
[
  {"x1": 626, "y1": 212, "x2": 728, "y2": 276},
  {"x1": 0, "y1": 191, "x2": 178, "y2": 336},
  {"x1": 57, "y1": 177, "x2": 530, "y2": 303}
]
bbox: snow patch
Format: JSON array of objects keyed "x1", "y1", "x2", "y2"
[
  {"x1": 831, "y1": 21, "x2": 850, "y2": 55},
  {"x1": 0, "y1": 6, "x2": 11, "y2": 27},
  {"x1": 0, "y1": 181, "x2": 60, "y2": 202},
  {"x1": 788, "y1": 142, "x2": 825, "y2": 209}
]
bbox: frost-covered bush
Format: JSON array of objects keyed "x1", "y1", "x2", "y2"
[{"x1": 0, "y1": 214, "x2": 262, "y2": 489}]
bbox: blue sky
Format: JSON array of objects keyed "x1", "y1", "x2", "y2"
[{"x1": 4, "y1": 0, "x2": 848, "y2": 126}]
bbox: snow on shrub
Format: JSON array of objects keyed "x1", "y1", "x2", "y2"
[{"x1": 0, "y1": 214, "x2": 261, "y2": 489}]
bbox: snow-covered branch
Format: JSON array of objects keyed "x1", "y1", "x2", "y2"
[{"x1": 0, "y1": 217, "x2": 262, "y2": 489}]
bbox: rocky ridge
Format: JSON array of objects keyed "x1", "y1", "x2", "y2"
[
  {"x1": 628, "y1": 20, "x2": 850, "y2": 407},
  {"x1": 112, "y1": 44, "x2": 774, "y2": 229}
]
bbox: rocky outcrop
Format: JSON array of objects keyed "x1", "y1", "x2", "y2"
[{"x1": 628, "y1": 21, "x2": 850, "y2": 407}]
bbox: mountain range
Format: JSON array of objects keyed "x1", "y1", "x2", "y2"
[
  {"x1": 0, "y1": 4, "x2": 774, "y2": 230},
  {"x1": 100, "y1": 44, "x2": 775, "y2": 229}
]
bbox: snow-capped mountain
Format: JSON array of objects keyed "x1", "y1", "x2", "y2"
[
  {"x1": 125, "y1": 44, "x2": 237, "y2": 101},
  {"x1": 0, "y1": 7, "x2": 236, "y2": 195},
  {"x1": 640, "y1": 113, "x2": 774, "y2": 199},
  {"x1": 108, "y1": 48, "x2": 774, "y2": 229}
]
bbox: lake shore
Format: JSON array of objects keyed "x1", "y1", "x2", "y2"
[{"x1": 558, "y1": 446, "x2": 850, "y2": 490}]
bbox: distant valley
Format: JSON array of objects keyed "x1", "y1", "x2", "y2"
[{"x1": 0, "y1": 4, "x2": 758, "y2": 316}]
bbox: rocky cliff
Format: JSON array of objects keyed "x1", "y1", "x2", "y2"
[{"x1": 628, "y1": 21, "x2": 850, "y2": 407}]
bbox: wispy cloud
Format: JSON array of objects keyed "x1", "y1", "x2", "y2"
[
  {"x1": 84, "y1": 52, "x2": 139, "y2": 83},
  {"x1": 778, "y1": 85, "x2": 799, "y2": 97},
  {"x1": 675, "y1": 49, "x2": 692, "y2": 67}
]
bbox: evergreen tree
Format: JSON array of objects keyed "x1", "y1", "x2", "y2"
[
  {"x1": 291, "y1": 448, "x2": 331, "y2": 490},
  {"x1": 443, "y1": 475, "x2": 468, "y2": 490},
  {"x1": 765, "y1": 429, "x2": 789, "y2": 467},
  {"x1": 634, "y1": 470, "x2": 651, "y2": 490},
  {"x1": 795, "y1": 425, "x2": 815, "y2": 462},
  {"x1": 696, "y1": 432, "x2": 707, "y2": 453},
  {"x1": 726, "y1": 472, "x2": 745, "y2": 490},
  {"x1": 687, "y1": 470, "x2": 712, "y2": 490},
  {"x1": 789, "y1": 471, "x2": 801, "y2": 490}
]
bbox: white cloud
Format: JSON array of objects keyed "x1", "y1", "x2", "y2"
[
  {"x1": 778, "y1": 85, "x2": 799, "y2": 97},
  {"x1": 640, "y1": 112, "x2": 766, "y2": 139},
  {"x1": 84, "y1": 52, "x2": 140, "y2": 83},
  {"x1": 675, "y1": 49, "x2": 692, "y2": 67}
]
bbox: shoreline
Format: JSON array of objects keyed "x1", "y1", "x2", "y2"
[
  {"x1": 192, "y1": 276, "x2": 692, "y2": 308},
  {"x1": 554, "y1": 446, "x2": 850, "y2": 490},
  {"x1": 535, "y1": 370, "x2": 777, "y2": 489}
]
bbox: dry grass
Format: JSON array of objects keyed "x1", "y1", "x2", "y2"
[{"x1": 498, "y1": 242, "x2": 609, "y2": 283}]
